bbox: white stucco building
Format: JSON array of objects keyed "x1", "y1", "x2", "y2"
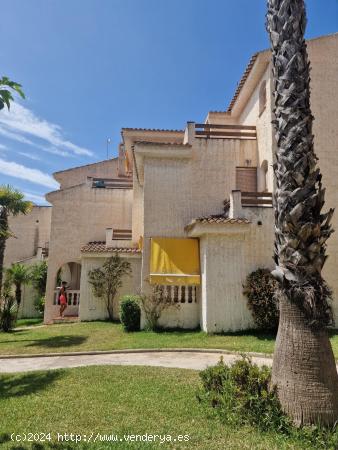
[{"x1": 39, "y1": 33, "x2": 338, "y2": 331}]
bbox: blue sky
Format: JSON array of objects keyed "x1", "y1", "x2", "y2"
[{"x1": 1, "y1": 0, "x2": 337, "y2": 205}]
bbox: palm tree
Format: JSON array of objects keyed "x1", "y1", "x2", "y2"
[
  {"x1": 0, "y1": 185, "x2": 32, "y2": 294},
  {"x1": 0, "y1": 76, "x2": 25, "y2": 110},
  {"x1": 266, "y1": 0, "x2": 338, "y2": 425},
  {"x1": 6, "y1": 263, "x2": 31, "y2": 307}
]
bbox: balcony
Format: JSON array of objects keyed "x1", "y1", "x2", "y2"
[
  {"x1": 105, "y1": 228, "x2": 135, "y2": 248},
  {"x1": 90, "y1": 177, "x2": 133, "y2": 189},
  {"x1": 194, "y1": 123, "x2": 256, "y2": 140}
]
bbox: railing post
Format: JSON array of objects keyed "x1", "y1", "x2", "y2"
[{"x1": 183, "y1": 121, "x2": 195, "y2": 145}]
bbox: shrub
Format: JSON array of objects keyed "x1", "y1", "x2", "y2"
[
  {"x1": 140, "y1": 285, "x2": 180, "y2": 331},
  {"x1": 30, "y1": 261, "x2": 48, "y2": 297},
  {"x1": 35, "y1": 295, "x2": 45, "y2": 315},
  {"x1": 243, "y1": 268, "x2": 279, "y2": 331},
  {"x1": 197, "y1": 357, "x2": 338, "y2": 448},
  {"x1": 197, "y1": 356, "x2": 289, "y2": 432},
  {"x1": 120, "y1": 295, "x2": 141, "y2": 332}
]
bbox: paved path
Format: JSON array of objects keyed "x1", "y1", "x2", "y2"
[
  {"x1": 0, "y1": 350, "x2": 272, "y2": 373},
  {"x1": 1, "y1": 350, "x2": 337, "y2": 374}
]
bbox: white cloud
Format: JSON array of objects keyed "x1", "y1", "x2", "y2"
[
  {"x1": 0, "y1": 157, "x2": 59, "y2": 189},
  {"x1": 0, "y1": 127, "x2": 73, "y2": 158},
  {"x1": 23, "y1": 191, "x2": 48, "y2": 204},
  {"x1": 18, "y1": 152, "x2": 41, "y2": 161},
  {"x1": 0, "y1": 143, "x2": 8, "y2": 150},
  {"x1": 0, "y1": 102, "x2": 93, "y2": 157}
]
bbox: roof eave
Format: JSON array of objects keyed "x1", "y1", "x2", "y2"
[{"x1": 227, "y1": 50, "x2": 270, "y2": 118}]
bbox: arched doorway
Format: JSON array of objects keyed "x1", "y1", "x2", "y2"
[{"x1": 53, "y1": 262, "x2": 81, "y2": 316}]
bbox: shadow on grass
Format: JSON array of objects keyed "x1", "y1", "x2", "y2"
[
  {"x1": 0, "y1": 370, "x2": 64, "y2": 400},
  {"x1": 26, "y1": 335, "x2": 87, "y2": 349},
  {"x1": 0, "y1": 438, "x2": 75, "y2": 450},
  {"x1": 0, "y1": 335, "x2": 87, "y2": 349},
  {"x1": 150, "y1": 326, "x2": 277, "y2": 341}
]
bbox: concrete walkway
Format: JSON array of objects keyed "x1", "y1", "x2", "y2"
[{"x1": 0, "y1": 350, "x2": 273, "y2": 373}]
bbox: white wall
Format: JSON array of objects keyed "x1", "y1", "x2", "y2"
[{"x1": 79, "y1": 255, "x2": 142, "y2": 321}]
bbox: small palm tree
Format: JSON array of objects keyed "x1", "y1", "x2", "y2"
[
  {"x1": 0, "y1": 185, "x2": 33, "y2": 294},
  {"x1": 0, "y1": 274, "x2": 17, "y2": 332},
  {"x1": 6, "y1": 263, "x2": 31, "y2": 307}
]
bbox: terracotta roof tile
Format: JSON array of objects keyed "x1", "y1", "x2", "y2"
[
  {"x1": 81, "y1": 241, "x2": 141, "y2": 254},
  {"x1": 134, "y1": 141, "x2": 190, "y2": 147},
  {"x1": 54, "y1": 158, "x2": 118, "y2": 175},
  {"x1": 226, "y1": 52, "x2": 259, "y2": 113},
  {"x1": 194, "y1": 215, "x2": 251, "y2": 225},
  {"x1": 122, "y1": 127, "x2": 183, "y2": 133},
  {"x1": 185, "y1": 215, "x2": 251, "y2": 231},
  {"x1": 208, "y1": 111, "x2": 231, "y2": 114}
]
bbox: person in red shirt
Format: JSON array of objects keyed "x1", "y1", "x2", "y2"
[{"x1": 58, "y1": 281, "x2": 68, "y2": 318}]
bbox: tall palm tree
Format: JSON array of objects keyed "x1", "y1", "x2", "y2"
[
  {"x1": 0, "y1": 185, "x2": 32, "y2": 294},
  {"x1": 266, "y1": 0, "x2": 338, "y2": 425},
  {"x1": 6, "y1": 263, "x2": 31, "y2": 307}
]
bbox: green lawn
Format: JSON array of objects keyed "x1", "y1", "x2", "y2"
[
  {"x1": 0, "y1": 365, "x2": 318, "y2": 449},
  {"x1": 1, "y1": 321, "x2": 338, "y2": 358},
  {"x1": 16, "y1": 318, "x2": 43, "y2": 327}
]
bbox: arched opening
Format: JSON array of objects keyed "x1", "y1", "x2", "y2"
[
  {"x1": 259, "y1": 80, "x2": 267, "y2": 116},
  {"x1": 53, "y1": 262, "x2": 81, "y2": 313}
]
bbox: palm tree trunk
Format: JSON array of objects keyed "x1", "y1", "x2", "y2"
[
  {"x1": 267, "y1": 0, "x2": 338, "y2": 425},
  {"x1": 15, "y1": 283, "x2": 22, "y2": 307},
  {"x1": 0, "y1": 209, "x2": 8, "y2": 296},
  {"x1": 273, "y1": 293, "x2": 338, "y2": 425}
]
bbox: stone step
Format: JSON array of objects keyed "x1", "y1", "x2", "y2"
[{"x1": 52, "y1": 316, "x2": 80, "y2": 324}]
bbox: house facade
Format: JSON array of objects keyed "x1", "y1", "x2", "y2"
[{"x1": 41, "y1": 33, "x2": 338, "y2": 331}]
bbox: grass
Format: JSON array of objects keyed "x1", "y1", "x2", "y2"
[
  {"x1": 0, "y1": 321, "x2": 337, "y2": 358},
  {"x1": 0, "y1": 365, "x2": 321, "y2": 449},
  {"x1": 16, "y1": 318, "x2": 43, "y2": 327}
]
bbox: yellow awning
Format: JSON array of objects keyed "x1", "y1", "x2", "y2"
[{"x1": 150, "y1": 238, "x2": 200, "y2": 285}]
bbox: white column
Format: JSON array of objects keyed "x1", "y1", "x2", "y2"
[
  {"x1": 105, "y1": 228, "x2": 113, "y2": 245},
  {"x1": 183, "y1": 121, "x2": 195, "y2": 145},
  {"x1": 229, "y1": 190, "x2": 243, "y2": 219}
]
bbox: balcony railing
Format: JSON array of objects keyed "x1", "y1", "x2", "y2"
[
  {"x1": 53, "y1": 290, "x2": 80, "y2": 306},
  {"x1": 91, "y1": 177, "x2": 133, "y2": 189},
  {"x1": 160, "y1": 285, "x2": 198, "y2": 304},
  {"x1": 241, "y1": 191, "x2": 273, "y2": 207},
  {"x1": 195, "y1": 123, "x2": 256, "y2": 140},
  {"x1": 112, "y1": 229, "x2": 132, "y2": 240}
]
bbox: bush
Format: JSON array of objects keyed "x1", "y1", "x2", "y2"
[
  {"x1": 243, "y1": 268, "x2": 279, "y2": 331},
  {"x1": 35, "y1": 295, "x2": 45, "y2": 315},
  {"x1": 197, "y1": 357, "x2": 338, "y2": 448},
  {"x1": 120, "y1": 295, "x2": 141, "y2": 332},
  {"x1": 140, "y1": 285, "x2": 180, "y2": 331},
  {"x1": 197, "y1": 356, "x2": 289, "y2": 432}
]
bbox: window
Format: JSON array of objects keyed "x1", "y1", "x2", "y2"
[
  {"x1": 259, "y1": 80, "x2": 267, "y2": 116},
  {"x1": 236, "y1": 167, "x2": 258, "y2": 192}
]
